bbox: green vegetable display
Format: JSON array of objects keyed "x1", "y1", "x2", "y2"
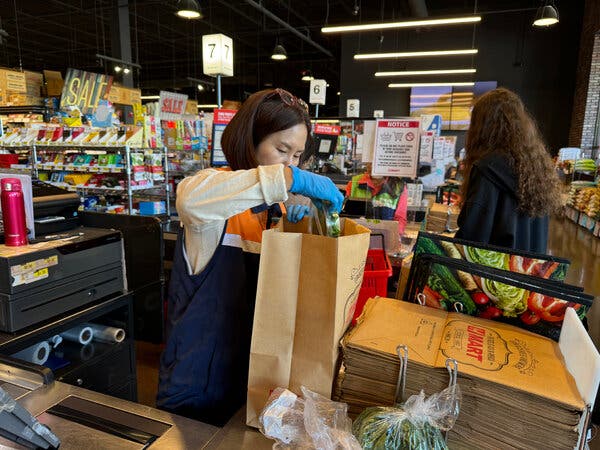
[
  {"x1": 482, "y1": 279, "x2": 528, "y2": 317},
  {"x1": 429, "y1": 263, "x2": 477, "y2": 314},
  {"x1": 464, "y1": 246, "x2": 509, "y2": 270},
  {"x1": 353, "y1": 406, "x2": 449, "y2": 450}
]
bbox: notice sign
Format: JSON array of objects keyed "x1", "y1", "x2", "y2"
[
  {"x1": 419, "y1": 131, "x2": 435, "y2": 163},
  {"x1": 159, "y1": 91, "x2": 188, "y2": 121},
  {"x1": 372, "y1": 119, "x2": 420, "y2": 178},
  {"x1": 60, "y1": 69, "x2": 113, "y2": 115}
]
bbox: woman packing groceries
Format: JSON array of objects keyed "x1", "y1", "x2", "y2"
[
  {"x1": 455, "y1": 88, "x2": 562, "y2": 253},
  {"x1": 157, "y1": 89, "x2": 343, "y2": 426}
]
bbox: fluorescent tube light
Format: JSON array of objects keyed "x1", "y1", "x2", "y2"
[
  {"x1": 390, "y1": 82, "x2": 475, "y2": 88},
  {"x1": 375, "y1": 68, "x2": 476, "y2": 77},
  {"x1": 322, "y1": 16, "x2": 481, "y2": 33},
  {"x1": 197, "y1": 104, "x2": 219, "y2": 108},
  {"x1": 312, "y1": 119, "x2": 340, "y2": 123},
  {"x1": 141, "y1": 95, "x2": 160, "y2": 100},
  {"x1": 355, "y1": 49, "x2": 478, "y2": 60}
]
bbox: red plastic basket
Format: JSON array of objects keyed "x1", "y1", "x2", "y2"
[{"x1": 353, "y1": 248, "x2": 392, "y2": 323}]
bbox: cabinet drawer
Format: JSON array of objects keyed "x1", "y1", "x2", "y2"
[{"x1": 58, "y1": 340, "x2": 135, "y2": 394}]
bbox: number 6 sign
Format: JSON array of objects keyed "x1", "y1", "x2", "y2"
[
  {"x1": 309, "y1": 79, "x2": 327, "y2": 105},
  {"x1": 202, "y1": 34, "x2": 234, "y2": 77}
]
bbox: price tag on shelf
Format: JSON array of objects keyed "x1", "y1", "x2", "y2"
[{"x1": 309, "y1": 79, "x2": 327, "y2": 105}]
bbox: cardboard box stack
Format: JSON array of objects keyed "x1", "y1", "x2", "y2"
[
  {"x1": 0, "y1": 68, "x2": 44, "y2": 106},
  {"x1": 426, "y1": 202, "x2": 460, "y2": 233},
  {"x1": 336, "y1": 297, "x2": 588, "y2": 450}
]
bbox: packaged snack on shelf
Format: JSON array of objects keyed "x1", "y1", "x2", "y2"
[
  {"x1": 146, "y1": 152, "x2": 164, "y2": 181},
  {"x1": 139, "y1": 201, "x2": 166, "y2": 215},
  {"x1": 98, "y1": 154, "x2": 109, "y2": 167}
]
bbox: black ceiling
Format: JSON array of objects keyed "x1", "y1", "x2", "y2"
[{"x1": 0, "y1": 0, "x2": 546, "y2": 105}]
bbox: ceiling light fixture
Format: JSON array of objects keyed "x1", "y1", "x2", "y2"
[
  {"x1": 271, "y1": 44, "x2": 288, "y2": 61},
  {"x1": 389, "y1": 82, "x2": 475, "y2": 88},
  {"x1": 123, "y1": 67, "x2": 131, "y2": 74},
  {"x1": 322, "y1": 15, "x2": 481, "y2": 34},
  {"x1": 533, "y1": 1, "x2": 559, "y2": 27},
  {"x1": 355, "y1": 49, "x2": 478, "y2": 60},
  {"x1": 375, "y1": 68, "x2": 476, "y2": 77},
  {"x1": 197, "y1": 84, "x2": 205, "y2": 91},
  {"x1": 176, "y1": 0, "x2": 203, "y2": 19},
  {"x1": 114, "y1": 66, "x2": 122, "y2": 72},
  {"x1": 301, "y1": 70, "x2": 314, "y2": 81},
  {"x1": 197, "y1": 104, "x2": 219, "y2": 108},
  {"x1": 141, "y1": 95, "x2": 161, "y2": 100}
]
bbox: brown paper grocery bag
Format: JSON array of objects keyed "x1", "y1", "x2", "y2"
[{"x1": 246, "y1": 217, "x2": 370, "y2": 427}]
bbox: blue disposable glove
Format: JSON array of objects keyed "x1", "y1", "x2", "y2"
[
  {"x1": 286, "y1": 204, "x2": 311, "y2": 223},
  {"x1": 289, "y1": 165, "x2": 344, "y2": 213}
]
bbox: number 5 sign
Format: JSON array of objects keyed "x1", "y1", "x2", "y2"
[
  {"x1": 309, "y1": 79, "x2": 327, "y2": 105},
  {"x1": 202, "y1": 34, "x2": 234, "y2": 77}
]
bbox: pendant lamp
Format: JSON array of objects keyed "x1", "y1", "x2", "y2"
[
  {"x1": 176, "y1": 0, "x2": 203, "y2": 19},
  {"x1": 533, "y1": 1, "x2": 559, "y2": 27},
  {"x1": 271, "y1": 44, "x2": 287, "y2": 61}
]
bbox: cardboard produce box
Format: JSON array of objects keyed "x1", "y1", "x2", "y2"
[
  {"x1": 43, "y1": 70, "x2": 64, "y2": 97},
  {"x1": 24, "y1": 71, "x2": 43, "y2": 96},
  {"x1": 7, "y1": 94, "x2": 43, "y2": 106}
]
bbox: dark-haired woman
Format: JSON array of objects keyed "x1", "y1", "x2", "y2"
[
  {"x1": 157, "y1": 89, "x2": 343, "y2": 426},
  {"x1": 455, "y1": 88, "x2": 562, "y2": 253}
]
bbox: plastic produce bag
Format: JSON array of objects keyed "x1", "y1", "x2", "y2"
[
  {"x1": 352, "y1": 384, "x2": 462, "y2": 450},
  {"x1": 259, "y1": 386, "x2": 361, "y2": 450}
]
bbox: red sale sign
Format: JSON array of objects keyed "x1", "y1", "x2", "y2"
[
  {"x1": 159, "y1": 91, "x2": 188, "y2": 121},
  {"x1": 313, "y1": 124, "x2": 341, "y2": 135},
  {"x1": 213, "y1": 109, "x2": 237, "y2": 124}
]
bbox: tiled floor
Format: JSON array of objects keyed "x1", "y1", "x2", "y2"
[{"x1": 135, "y1": 217, "x2": 600, "y2": 445}]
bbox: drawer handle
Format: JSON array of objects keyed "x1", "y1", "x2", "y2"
[{"x1": 76, "y1": 378, "x2": 84, "y2": 386}]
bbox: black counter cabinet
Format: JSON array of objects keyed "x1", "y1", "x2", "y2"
[{"x1": 0, "y1": 293, "x2": 137, "y2": 401}]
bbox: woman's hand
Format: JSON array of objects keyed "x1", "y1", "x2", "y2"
[{"x1": 287, "y1": 165, "x2": 344, "y2": 212}]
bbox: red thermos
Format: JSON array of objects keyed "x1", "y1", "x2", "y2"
[{"x1": 1, "y1": 178, "x2": 28, "y2": 246}]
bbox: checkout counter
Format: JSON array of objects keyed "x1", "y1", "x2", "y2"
[{"x1": 0, "y1": 355, "x2": 272, "y2": 449}]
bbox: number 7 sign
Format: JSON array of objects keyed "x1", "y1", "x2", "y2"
[{"x1": 202, "y1": 34, "x2": 234, "y2": 77}]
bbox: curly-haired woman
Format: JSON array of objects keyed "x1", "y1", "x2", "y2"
[{"x1": 455, "y1": 88, "x2": 562, "y2": 253}]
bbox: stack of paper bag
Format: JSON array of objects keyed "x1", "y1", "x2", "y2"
[
  {"x1": 426, "y1": 203, "x2": 459, "y2": 233},
  {"x1": 336, "y1": 297, "x2": 587, "y2": 450}
]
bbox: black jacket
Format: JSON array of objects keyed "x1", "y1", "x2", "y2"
[{"x1": 455, "y1": 153, "x2": 549, "y2": 253}]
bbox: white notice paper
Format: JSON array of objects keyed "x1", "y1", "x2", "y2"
[{"x1": 372, "y1": 118, "x2": 420, "y2": 178}]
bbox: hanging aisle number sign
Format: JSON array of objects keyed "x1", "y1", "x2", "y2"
[
  {"x1": 309, "y1": 79, "x2": 327, "y2": 105},
  {"x1": 346, "y1": 99, "x2": 360, "y2": 117},
  {"x1": 202, "y1": 34, "x2": 234, "y2": 77}
]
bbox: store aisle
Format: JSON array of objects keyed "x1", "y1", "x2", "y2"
[{"x1": 547, "y1": 217, "x2": 600, "y2": 347}]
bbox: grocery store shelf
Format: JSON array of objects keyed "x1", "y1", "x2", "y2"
[
  {"x1": 0, "y1": 166, "x2": 34, "y2": 174},
  {"x1": 46, "y1": 181, "x2": 162, "y2": 194},
  {"x1": 37, "y1": 164, "x2": 126, "y2": 173}
]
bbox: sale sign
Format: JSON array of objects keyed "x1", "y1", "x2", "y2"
[
  {"x1": 313, "y1": 124, "x2": 341, "y2": 135},
  {"x1": 372, "y1": 118, "x2": 420, "y2": 178},
  {"x1": 60, "y1": 69, "x2": 113, "y2": 115},
  {"x1": 213, "y1": 108, "x2": 237, "y2": 124},
  {"x1": 159, "y1": 91, "x2": 188, "y2": 121}
]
